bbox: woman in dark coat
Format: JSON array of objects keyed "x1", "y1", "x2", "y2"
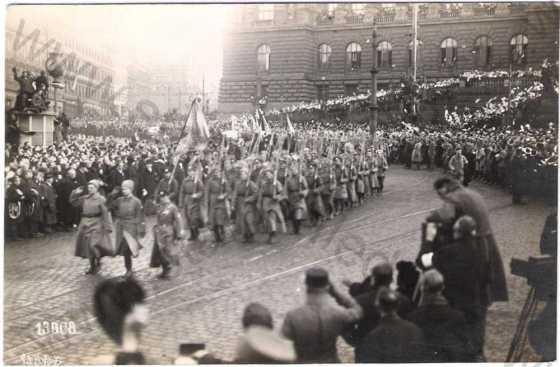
[
  {"x1": 150, "y1": 189, "x2": 185, "y2": 279},
  {"x1": 71, "y1": 179, "x2": 114, "y2": 275}
]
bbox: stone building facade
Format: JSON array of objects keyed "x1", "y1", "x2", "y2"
[{"x1": 219, "y1": 3, "x2": 559, "y2": 113}]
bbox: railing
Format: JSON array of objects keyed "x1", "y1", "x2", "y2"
[
  {"x1": 439, "y1": 9, "x2": 462, "y2": 18},
  {"x1": 374, "y1": 13, "x2": 396, "y2": 24},
  {"x1": 345, "y1": 14, "x2": 365, "y2": 25},
  {"x1": 472, "y1": 6, "x2": 496, "y2": 16}
]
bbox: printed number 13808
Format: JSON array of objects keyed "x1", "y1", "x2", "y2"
[{"x1": 35, "y1": 321, "x2": 77, "y2": 336}]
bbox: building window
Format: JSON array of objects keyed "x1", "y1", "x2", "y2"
[
  {"x1": 257, "y1": 44, "x2": 271, "y2": 72},
  {"x1": 257, "y1": 4, "x2": 274, "y2": 21},
  {"x1": 346, "y1": 42, "x2": 362, "y2": 70},
  {"x1": 318, "y1": 44, "x2": 332, "y2": 71},
  {"x1": 510, "y1": 34, "x2": 528, "y2": 65},
  {"x1": 345, "y1": 84, "x2": 359, "y2": 96},
  {"x1": 474, "y1": 36, "x2": 492, "y2": 67},
  {"x1": 377, "y1": 41, "x2": 392, "y2": 67},
  {"x1": 351, "y1": 4, "x2": 366, "y2": 15},
  {"x1": 440, "y1": 38, "x2": 457, "y2": 66},
  {"x1": 408, "y1": 39, "x2": 423, "y2": 66},
  {"x1": 317, "y1": 85, "x2": 329, "y2": 102}
]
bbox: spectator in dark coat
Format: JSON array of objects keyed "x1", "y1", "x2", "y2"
[
  {"x1": 407, "y1": 269, "x2": 475, "y2": 362},
  {"x1": 56, "y1": 169, "x2": 82, "y2": 230},
  {"x1": 281, "y1": 267, "x2": 362, "y2": 363},
  {"x1": 343, "y1": 262, "x2": 413, "y2": 347},
  {"x1": 355, "y1": 288, "x2": 427, "y2": 363},
  {"x1": 39, "y1": 172, "x2": 58, "y2": 233},
  {"x1": 511, "y1": 147, "x2": 529, "y2": 204}
]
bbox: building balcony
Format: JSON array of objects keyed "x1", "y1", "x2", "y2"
[
  {"x1": 439, "y1": 9, "x2": 462, "y2": 18},
  {"x1": 345, "y1": 14, "x2": 365, "y2": 25},
  {"x1": 373, "y1": 13, "x2": 396, "y2": 24}
]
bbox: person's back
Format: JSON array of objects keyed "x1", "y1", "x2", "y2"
[
  {"x1": 407, "y1": 270, "x2": 475, "y2": 362},
  {"x1": 281, "y1": 268, "x2": 362, "y2": 363},
  {"x1": 355, "y1": 289, "x2": 425, "y2": 363}
]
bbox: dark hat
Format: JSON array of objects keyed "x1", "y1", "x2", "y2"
[
  {"x1": 45, "y1": 172, "x2": 54, "y2": 179},
  {"x1": 377, "y1": 288, "x2": 399, "y2": 312},
  {"x1": 372, "y1": 262, "x2": 393, "y2": 278},
  {"x1": 305, "y1": 267, "x2": 329, "y2": 289}
]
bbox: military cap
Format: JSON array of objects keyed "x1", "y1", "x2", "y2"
[{"x1": 305, "y1": 267, "x2": 329, "y2": 289}]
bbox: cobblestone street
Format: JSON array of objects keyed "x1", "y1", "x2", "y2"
[{"x1": 4, "y1": 166, "x2": 552, "y2": 364}]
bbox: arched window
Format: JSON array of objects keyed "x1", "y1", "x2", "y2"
[
  {"x1": 257, "y1": 44, "x2": 271, "y2": 72},
  {"x1": 510, "y1": 34, "x2": 528, "y2": 65},
  {"x1": 318, "y1": 44, "x2": 332, "y2": 70},
  {"x1": 408, "y1": 39, "x2": 423, "y2": 67},
  {"x1": 441, "y1": 38, "x2": 457, "y2": 66},
  {"x1": 377, "y1": 41, "x2": 392, "y2": 67},
  {"x1": 474, "y1": 36, "x2": 492, "y2": 67},
  {"x1": 257, "y1": 4, "x2": 274, "y2": 21},
  {"x1": 346, "y1": 42, "x2": 362, "y2": 70}
]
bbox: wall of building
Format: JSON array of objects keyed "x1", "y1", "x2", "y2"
[{"x1": 219, "y1": 3, "x2": 559, "y2": 114}]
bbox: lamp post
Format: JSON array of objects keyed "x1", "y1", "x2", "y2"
[{"x1": 369, "y1": 21, "x2": 378, "y2": 139}]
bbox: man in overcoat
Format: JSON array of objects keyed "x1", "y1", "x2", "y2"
[{"x1": 281, "y1": 267, "x2": 362, "y2": 363}]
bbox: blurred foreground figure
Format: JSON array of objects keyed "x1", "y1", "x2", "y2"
[{"x1": 93, "y1": 278, "x2": 149, "y2": 365}]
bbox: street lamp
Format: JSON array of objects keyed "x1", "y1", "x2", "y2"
[{"x1": 369, "y1": 21, "x2": 378, "y2": 139}]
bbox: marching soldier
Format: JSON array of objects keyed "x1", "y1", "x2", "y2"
[
  {"x1": 321, "y1": 160, "x2": 336, "y2": 220},
  {"x1": 71, "y1": 180, "x2": 114, "y2": 275},
  {"x1": 356, "y1": 156, "x2": 369, "y2": 205},
  {"x1": 334, "y1": 157, "x2": 349, "y2": 216},
  {"x1": 206, "y1": 167, "x2": 230, "y2": 244},
  {"x1": 305, "y1": 163, "x2": 325, "y2": 226},
  {"x1": 347, "y1": 158, "x2": 359, "y2": 208},
  {"x1": 285, "y1": 162, "x2": 308, "y2": 235},
  {"x1": 110, "y1": 180, "x2": 146, "y2": 277},
  {"x1": 232, "y1": 167, "x2": 259, "y2": 243},
  {"x1": 375, "y1": 149, "x2": 389, "y2": 193},
  {"x1": 258, "y1": 167, "x2": 286, "y2": 244},
  {"x1": 150, "y1": 189, "x2": 185, "y2": 279},
  {"x1": 155, "y1": 167, "x2": 179, "y2": 205},
  {"x1": 178, "y1": 167, "x2": 205, "y2": 241}
]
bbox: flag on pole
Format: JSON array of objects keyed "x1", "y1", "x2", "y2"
[
  {"x1": 256, "y1": 108, "x2": 270, "y2": 134},
  {"x1": 285, "y1": 114, "x2": 295, "y2": 135},
  {"x1": 174, "y1": 98, "x2": 209, "y2": 163}
]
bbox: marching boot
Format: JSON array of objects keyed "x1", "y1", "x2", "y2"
[
  {"x1": 158, "y1": 266, "x2": 171, "y2": 279},
  {"x1": 219, "y1": 225, "x2": 226, "y2": 242},
  {"x1": 292, "y1": 220, "x2": 300, "y2": 235},
  {"x1": 246, "y1": 233, "x2": 255, "y2": 243},
  {"x1": 267, "y1": 231, "x2": 276, "y2": 244},
  {"x1": 214, "y1": 227, "x2": 223, "y2": 243},
  {"x1": 85, "y1": 258, "x2": 96, "y2": 275},
  {"x1": 189, "y1": 227, "x2": 198, "y2": 240}
]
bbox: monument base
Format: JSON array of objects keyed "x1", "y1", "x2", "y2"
[{"x1": 16, "y1": 112, "x2": 56, "y2": 147}]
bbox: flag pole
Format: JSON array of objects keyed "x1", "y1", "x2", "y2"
[{"x1": 169, "y1": 98, "x2": 198, "y2": 186}]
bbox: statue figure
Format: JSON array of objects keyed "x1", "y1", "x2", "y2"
[{"x1": 12, "y1": 67, "x2": 49, "y2": 113}]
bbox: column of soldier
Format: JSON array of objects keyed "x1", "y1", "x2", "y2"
[{"x1": 5, "y1": 130, "x2": 390, "y2": 278}]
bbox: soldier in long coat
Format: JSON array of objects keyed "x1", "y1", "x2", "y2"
[
  {"x1": 178, "y1": 171, "x2": 205, "y2": 240},
  {"x1": 154, "y1": 167, "x2": 179, "y2": 205},
  {"x1": 150, "y1": 189, "x2": 185, "y2": 279},
  {"x1": 110, "y1": 180, "x2": 146, "y2": 277},
  {"x1": 71, "y1": 180, "x2": 114, "y2": 275},
  {"x1": 347, "y1": 161, "x2": 359, "y2": 207},
  {"x1": 305, "y1": 163, "x2": 326, "y2": 226},
  {"x1": 356, "y1": 158, "x2": 369, "y2": 204},
  {"x1": 333, "y1": 157, "x2": 348, "y2": 215},
  {"x1": 258, "y1": 168, "x2": 286, "y2": 244},
  {"x1": 206, "y1": 168, "x2": 230, "y2": 244},
  {"x1": 285, "y1": 164, "x2": 308, "y2": 235},
  {"x1": 138, "y1": 160, "x2": 159, "y2": 215},
  {"x1": 374, "y1": 150, "x2": 389, "y2": 193},
  {"x1": 232, "y1": 168, "x2": 259, "y2": 243},
  {"x1": 321, "y1": 164, "x2": 336, "y2": 220}
]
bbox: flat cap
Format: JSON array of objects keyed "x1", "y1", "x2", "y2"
[{"x1": 305, "y1": 267, "x2": 329, "y2": 289}]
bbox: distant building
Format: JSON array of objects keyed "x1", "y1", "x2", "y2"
[
  {"x1": 219, "y1": 2, "x2": 559, "y2": 113},
  {"x1": 5, "y1": 18, "x2": 118, "y2": 118},
  {"x1": 126, "y1": 62, "x2": 203, "y2": 117}
]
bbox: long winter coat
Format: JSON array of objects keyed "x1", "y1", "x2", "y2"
[
  {"x1": 71, "y1": 190, "x2": 114, "y2": 259},
  {"x1": 39, "y1": 182, "x2": 57, "y2": 225},
  {"x1": 150, "y1": 202, "x2": 183, "y2": 267},
  {"x1": 111, "y1": 194, "x2": 145, "y2": 256}
]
